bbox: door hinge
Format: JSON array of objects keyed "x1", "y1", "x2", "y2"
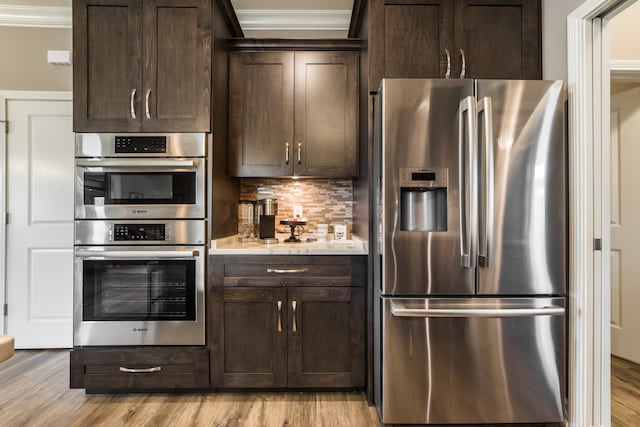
[
  {"x1": 3, "y1": 304, "x2": 7, "y2": 316},
  {"x1": 594, "y1": 238, "x2": 602, "y2": 251},
  {"x1": 0, "y1": 119, "x2": 6, "y2": 134},
  {"x1": 4, "y1": 212, "x2": 9, "y2": 225}
]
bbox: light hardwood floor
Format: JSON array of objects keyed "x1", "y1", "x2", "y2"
[
  {"x1": 0, "y1": 350, "x2": 380, "y2": 427},
  {"x1": 612, "y1": 355, "x2": 640, "y2": 426},
  {"x1": 2, "y1": 350, "x2": 637, "y2": 426}
]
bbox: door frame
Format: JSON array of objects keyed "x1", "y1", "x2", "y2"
[
  {"x1": 568, "y1": 1, "x2": 636, "y2": 426},
  {"x1": 0, "y1": 91, "x2": 72, "y2": 335}
]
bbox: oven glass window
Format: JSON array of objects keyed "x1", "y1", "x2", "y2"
[
  {"x1": 83, "y1": 260, "x2": 196, "y2": 321},
  {"x1": 83, "y1": 172, "x2": 196, "y2": 205}
]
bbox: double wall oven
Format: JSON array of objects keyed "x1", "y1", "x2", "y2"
[{"x1": 74, "y1": 133, "x2": 206, "y2": 346}]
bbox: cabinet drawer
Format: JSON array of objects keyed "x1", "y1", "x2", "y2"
[
  {"x1": 70, "y1": 347, "x2": 209, "y2": 391},
  {"x1": 211, "y1": 255, "x2": 365, "y2": 288}
]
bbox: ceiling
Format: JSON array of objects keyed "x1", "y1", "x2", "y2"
[
  {"x1": 230, "y1": 0, "x2": 354, "y2": 38},
  {"x1": 0, "y1": 0, "x2": 354, "y2": 38}
]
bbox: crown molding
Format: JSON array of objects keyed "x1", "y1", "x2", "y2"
[
  {"x1": 235, "y1": 9, "x2": 351, "y2": 31},
  {"x1": 0, "y1": 5, "x2": 71, "y2": 28},
  {"x1": 610, "y1": 60, "x2": 640, "y2": 81}
]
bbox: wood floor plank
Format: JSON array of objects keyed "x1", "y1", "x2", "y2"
[
  {"x1": 0, "y1": 350, "x2": 380, "y2": 426},
  {"x1": 4, "y1": 350, "x2": 637, "y2": 426}
]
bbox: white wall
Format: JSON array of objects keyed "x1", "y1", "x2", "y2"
[
  {"x1": 542, "y1": 0, "x2": 586, "y2": 81},
  {"x1": 610, "y1": 1, "x2": 640, "y2": 59}
]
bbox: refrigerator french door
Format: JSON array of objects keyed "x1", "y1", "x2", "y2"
[{"x1": 373, "y1": 79, "x2": 567, "y2": 424}]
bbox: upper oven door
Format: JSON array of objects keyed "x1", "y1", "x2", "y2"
[{"x1": 75, "y1": 158, "x2": 205, "y2": 219}]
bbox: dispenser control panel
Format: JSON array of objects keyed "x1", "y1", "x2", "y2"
[{"x1": 399, "y1": 167, "x2": 448, "y2": 188}]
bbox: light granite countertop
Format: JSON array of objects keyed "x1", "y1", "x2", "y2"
[{"x1": 210, "y1": 233, "x2": 368, "y2": 255}]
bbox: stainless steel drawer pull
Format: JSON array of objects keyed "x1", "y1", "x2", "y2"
[
  {"x1": 277, "y1": 300, "x2": 283, "y2": 333},
  {"x1": 119, "y1": 366, "x2": 161, "y2": 373},
  {"x1": 266, "y1": 268, "x2": 308, "y2": 274},
  {"x1": 130, "y1": 88, "x2": 137, "y2": 119},
  {"x1": 297, "y1": 143, "x2": 302, "y2": 164},
  {"x1": 285, "y1": 142, "x2": 290, "y2": 164},
  {"x1": 459, "y1": 49, "x2": 466, "y2": 79},
  {"x1": 292, "y1": 300, "x2": 297, "y2": 332},
  {"x1": 145, "y1": 89, "x2": 152, "y2": 119}
]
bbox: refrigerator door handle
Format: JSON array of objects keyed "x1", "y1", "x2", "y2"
[
  {"x1": 477, "y1": 96, "x2": 494, "y2": 268},
  {"x1": 458, "y1": 96, "x2": 477, "y2": 268},
  {"x1": 390, "y1": 302, "x2": 565, "y2": 318}
]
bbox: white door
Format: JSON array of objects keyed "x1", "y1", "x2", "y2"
[
  {"x1": 4, "y1": 96, "x2": 74, "y2": 348},
  {"x1": 610, "y1": 86, "x2": 640, "y2": 363}
]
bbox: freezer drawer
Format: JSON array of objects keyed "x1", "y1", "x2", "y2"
[{"x1": 381, "y1": 297, "x2": 566, "y2": 424}]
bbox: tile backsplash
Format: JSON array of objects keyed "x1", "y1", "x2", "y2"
[{"x1": 240, "y1": 178, "x2": 353, "y2": 233}]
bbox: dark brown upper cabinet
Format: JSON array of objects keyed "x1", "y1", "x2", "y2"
[
  {"x1": 228, "y1": 51, "x2": 359, "y2": 178},
  {"x1": 370, "y1": 0, "x2": 541, "y2": 90},
  {"x1": 73, "y1": 0, "x2": 211, "y2": 132}
]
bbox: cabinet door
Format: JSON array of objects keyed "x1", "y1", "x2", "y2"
[
  {"x1": 294, "y1": 52, "x2": 359, "y2": 177},
  {"x1": 370, "y1": 0, "x2": 455, "y2": 90},
  {"x1": 455, "y1": 0, "x2": 541, "y2": 79},
  {"x1": 229, "y1": 52, "x2": 294, "y2": 177},
  {"x1": 73, "y1": 0, "x2": 142, "y2": 132},
  {"x1": 142, "y1": 0, "x2": 211, "y2": 131},
  {"x1": 210, "y1": 288, "x2": 287, "y2": 388},
  {"x1": 288, "y1": 287, "x2": 365, "y2": 388}
]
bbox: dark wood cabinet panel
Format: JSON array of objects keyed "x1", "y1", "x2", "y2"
[
  {"x1": 455, "y1": 0, "x2": 541, "y2": 79},
  {"x1": 73, "y1": 0, "x2": 142, "y2": 132},
  {"x1": 369, "y1": 0, "x2": 541, "y2": 90},
  {"x1": 294, "y1": 52, "x2": 359, "y2": 177},
  {"x1": 228, "y1": 51, "x2": 358, "y2": 178},
  {"x1": 228, "y1": 52, "x2": 294, "y2": 177},
  {"x1": 210, "y1": 288, "x2": 287, "y2": 388},
  {"x1": 288, "y1": 287, "x2": 365, "y2": 388},
  {"x1": 70, "y1": 347, "x2": 209, "y2": 390},
  {"x1": 73, "y1": 0, "x2": 211, "y2": 132},
  {"x1": 208, "y1": 255, "x2": 366, "y2": 389}
]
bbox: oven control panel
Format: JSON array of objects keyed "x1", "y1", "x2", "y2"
[
  {"x1": 114, "y1": 224, "x2": 166, "y2": 241},
  {"x1": 114, "y1": 136, "x2": 167, "y2": 153}
]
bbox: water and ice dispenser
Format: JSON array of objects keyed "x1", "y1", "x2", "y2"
[{"x1": 399, "y1": 168, "x2": 448, "y2": 232}]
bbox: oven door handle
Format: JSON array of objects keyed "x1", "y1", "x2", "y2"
[
  {"x1": 75, "y1": 159, "x2": 200, "y2": 168},
  {"x1": 75, "y1": 250, "x2": 200, "y2": 259}
]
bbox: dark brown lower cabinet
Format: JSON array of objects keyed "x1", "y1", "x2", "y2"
[
  {"x1": 210, "y1": 287, "x2": 365, "y2": 389},
  {"x1": 70, "y1": 347, "x2": 209, "y2": 391}
]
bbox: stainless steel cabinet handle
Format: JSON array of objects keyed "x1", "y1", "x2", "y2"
[
  {"x1": 459, "y1": 49, "x2": 466, "y2": 79},
  {"x1": 130, "y1": 89, "x2": 137, "y2": 119},
  {"x1": 285, "y1": 142, "x2": 290, "y2": 164},
  {"x1": 119, "y1": 366, "x2": 162, "y2": 373},
  {"x1": 145, "y1": 89, "x2": 151, "y2": 119},
  {"x1": 292, "y1": 300, "x2": 297, "y2": 332},
  {"x1": 266, "y1": 268, "x2": 308, "y2": 274},
  {"x1": 458, "y1": 96, "x2": 477, "y2": 268},
  {"x1": 297, "y1": 143, "x2": 302, "y2": 164},
  {"x1": 277, "y1": 300, "x2": 283, "y2": 332},
  {"x1": 477, "y1": 97, "x2": 494, "y2": 268},
  {"x1": 76, "y1": 250, "x2": 199, "y2": 259},
  {"x1": 444, "y1": 48, "x2": 451, "y2": 79},
  {"x1": 390, "y1": 303, "x2": 565, "y2": 318}
]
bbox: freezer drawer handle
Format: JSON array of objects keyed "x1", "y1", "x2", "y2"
[
  {"x1": 390, "y1": 303, "x2": 564, "y2": 318},
  {"x1": 119, "y1": 366, "x2": 161, "y2": 373}
]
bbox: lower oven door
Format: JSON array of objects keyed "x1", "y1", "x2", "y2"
[
  {"x1": 380, "y1": 297, "x2": 566, "y2": 424},
  {"x1": 74, "y1": 246, "x2": 205, "y2": 346}
]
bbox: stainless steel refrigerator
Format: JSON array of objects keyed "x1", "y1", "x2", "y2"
[{"x1": 373, "y1": 79, "x2": 567, "y2": 425}]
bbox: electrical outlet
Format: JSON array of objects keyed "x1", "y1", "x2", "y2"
[{"x1": 293, "y1": 205, "x2": 303, "y2": 219}]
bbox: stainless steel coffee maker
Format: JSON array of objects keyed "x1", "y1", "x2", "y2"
[{"x1": 256, "y1": 198, "x2": 278, "y2": 244}]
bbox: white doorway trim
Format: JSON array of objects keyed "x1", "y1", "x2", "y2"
[
  {"x1": 568, "y1": 1, "x2": 636, "y2": 426},
  {"x1": 0, "y1": 90, "x2": 72, "y2": 335}
]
